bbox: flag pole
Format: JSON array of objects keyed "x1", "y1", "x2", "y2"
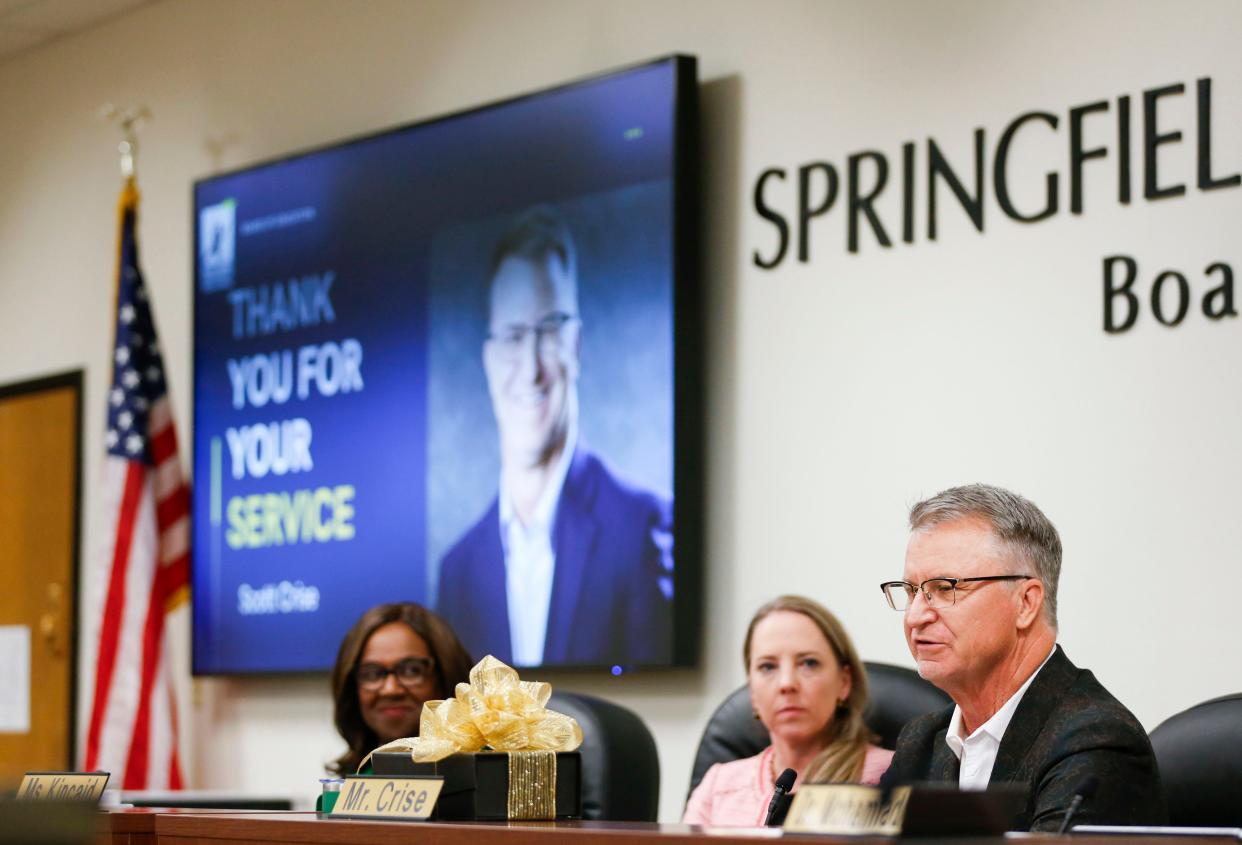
[{"x1": 85, "y1": 103, "x2": 189, "y2": 790}]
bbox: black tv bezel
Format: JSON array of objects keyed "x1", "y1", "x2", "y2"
[{"x1": 189, "y1": 54, "x2": 702, "y2": 676}]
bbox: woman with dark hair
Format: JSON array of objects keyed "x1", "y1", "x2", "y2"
[
  {"x1": 684, "y1": 595, "x2": 892, "y2": 826},
  {"x1": 329, "y1": 602, "x2": 473, "y2": 776}
]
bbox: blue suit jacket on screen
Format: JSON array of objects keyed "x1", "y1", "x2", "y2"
[{"x1": 436, "y1": 447, "x2": 673, "y2": 667}]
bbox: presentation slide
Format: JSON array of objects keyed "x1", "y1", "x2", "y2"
[{"x1": 192, "y1": 58, "x2": 689, "y2": 674}]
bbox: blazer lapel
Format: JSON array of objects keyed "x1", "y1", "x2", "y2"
[
  {"x1": 541, "y1": 450, "x2": 598, "y2": 663},
  {"x1": 929, "y1": 727, "x2": 962, "y2": 781},
  {"x1": 990, "y1": 645, "x2": 1074, "y2": 783}
]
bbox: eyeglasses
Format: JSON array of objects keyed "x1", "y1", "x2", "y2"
[
  {"x1": 880, "y1": 575, "x2": 1032, "y2": 611},
  {"x1": 355, "y1": 657, "x2": 435, "y2": 691},
  {"x1": 487, "y1": 312, "x2": 578, "y2": 362}
]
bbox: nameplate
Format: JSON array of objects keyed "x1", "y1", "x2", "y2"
[
  {"x1": 17, "y1": 772, "x2": 110, "y2": 803},
  {"x1": 330, "y1": 775, "x2": 443, "y2": 821},
  {"x1": 783, "y1": 784, "x2": 911, "y2": 835}
]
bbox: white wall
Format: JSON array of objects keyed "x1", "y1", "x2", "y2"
[{"x1": 1, "y1": 0, "x2": 1239, "y2": 821}]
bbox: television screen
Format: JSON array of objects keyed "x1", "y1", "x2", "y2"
[{"x1": 191, "y1": 55, "x2": 700, "y2": 674}]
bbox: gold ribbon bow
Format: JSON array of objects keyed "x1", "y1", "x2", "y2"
[{"x1": 364, "y1": 655, "x2": 583, "y2": 767}]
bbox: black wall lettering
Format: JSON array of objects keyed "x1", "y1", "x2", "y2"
[
  {"x1": 1202, "y1": 262, "x2": 1237, "y2": 319},
  {"x1": 1197, "y1": 78, "x2": 1242, "y2": 191},
  {"x1": 1118, "y1": 95, "x2": 1132, "y2": 204},
  {"x1": 902, "y1": 142, "x2": 916, "y2": 244},
  {"x1": 994, "y1": 112, "x2": 1059, "y2": 223},
  {"x1": 752, "y1": 168, "x2": 790, "y2": 269},
  {"x1": 798, "y1": 162, "x2": 839, "y2": 263},
  {"x1": 1103, "y1": 255, "x2": 1140, "y2": 333},
  {"x1": 1151, "y1": 270, "x2": 1191, "y2": 326},
  {"x1": 1144, "y1": 83, "x2": 1187, "y2": 200},
  {"x1": 927, "y1": 130, "x2": 985, "y2": 240},
  {"x1": 750, "y1": 77, "x2": 1239, "y2": 267},
  {"x1": 847, "y1": 151, "x2": 892, "y2": 253},
  {"x1": 1070, "y1": 100, "x2": 1109, "y2": 214}
]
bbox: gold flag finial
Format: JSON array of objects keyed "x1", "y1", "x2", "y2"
[{"x1": 100, "y1": 104, "x2": 151, "y2": 179}]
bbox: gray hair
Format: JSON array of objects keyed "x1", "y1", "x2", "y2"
[{"x1": 909, "y1": 483, "x2": 1062, "y2": 628}]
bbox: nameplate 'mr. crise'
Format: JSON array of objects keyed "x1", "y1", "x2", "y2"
[
  {"x1": 330, "y1": 775, "x2": 444, "y2": 821},
  {"x1": 17, "y1": 772, "x2": 110, "y2": 802}
]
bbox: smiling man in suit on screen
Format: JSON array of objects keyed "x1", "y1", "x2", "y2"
[
  {"x1": 879, "y1": 483, "x2": 1165, "y2": 832},
  {"x1": 436, "y1": 206, "x2": 673, "y2": 668}
]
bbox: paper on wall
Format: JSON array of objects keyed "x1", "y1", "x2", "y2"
[{"x1": 0, "y1": 625, "x2": 31, "y2": 733}]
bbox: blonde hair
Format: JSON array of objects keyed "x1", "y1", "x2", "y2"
[{"x1": 743, "y1": 595, "x2": 875, "y2": 784}]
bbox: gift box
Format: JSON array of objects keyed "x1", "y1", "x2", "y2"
[
  {"x1": 363, "y1": 656, "x2": 586, "y2": 821},
  {"x1": 372, "y1": 750, "x2": 581, "y2": 820}
]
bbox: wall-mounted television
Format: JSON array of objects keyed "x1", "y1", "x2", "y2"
[{"x1": 191, "y1": 55, "x2": 701, "y2": 674}]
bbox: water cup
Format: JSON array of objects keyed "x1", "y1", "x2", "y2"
[{"x1": 319, "y1": 777, "x2": 344, "y2": 814}]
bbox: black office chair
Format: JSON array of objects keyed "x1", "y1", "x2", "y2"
[
  {"x1": 863, "y1": 662, "x2": 953, "y2": 749},
  {"x1": 549, "y1": 690, "x2": 660, "y2": 821},
  {"x1": 687, "y1": 661, "x2": 951, "y2": 796},
  {"x1": 1148, "y1": 692, "x2": 1242, "y2": 827}
]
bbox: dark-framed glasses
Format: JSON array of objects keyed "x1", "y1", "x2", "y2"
[
  {"x1": 879, "y1": 575, "x2": 1033, "y2": 611},
  {"x1": 487, "y1": 312, "x2": 578, "y2": 362},
  {"x1": 355, "y1": 656, "x2": 435, "y2": 691}
]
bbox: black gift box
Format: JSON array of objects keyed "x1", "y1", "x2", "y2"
[{"x1": 371, "y1": 751, "x2": 581, "y2": 820}]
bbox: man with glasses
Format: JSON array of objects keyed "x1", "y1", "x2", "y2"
[
  {"x1": 879, "y1": 484, "x2": 1164, "y2": 831},
  {"x1": 437, "y1": 207, "x2": 673, "y2": 668}
]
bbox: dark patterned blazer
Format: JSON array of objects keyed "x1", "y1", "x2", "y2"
[{"x1": 881, "y1": 645, "x2": 1166, "y2": 832}]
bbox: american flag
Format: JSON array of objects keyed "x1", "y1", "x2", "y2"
[{"x1": 82, "y1": 179, "x2": 189, "y2": 789}]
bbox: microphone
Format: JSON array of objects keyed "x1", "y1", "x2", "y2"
[
  {"x1": 1056, "y1": 774, "x2": 1100, "y2": 834},
  {"x1": 764, "y1": 768, "x2": 797, "y2": 827}
]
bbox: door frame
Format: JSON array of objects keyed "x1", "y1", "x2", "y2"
[{"x1": 0, "y1": 369, "x2": 83, "y2": 768}]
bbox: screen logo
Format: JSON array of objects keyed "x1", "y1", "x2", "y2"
[{"x1": 199, "y1": 199, "x2": 236, "y2": 292}]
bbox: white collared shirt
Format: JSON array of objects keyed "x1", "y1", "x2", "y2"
[
  {"x1": 945, "y1": 646, "x2": 1057, "y2": 790},
  {"x1": 498, "y1": 429, "x2": 577, "y2": 667}
]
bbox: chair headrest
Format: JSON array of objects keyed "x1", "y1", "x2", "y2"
[
  {"x1": 1149, "y1": 692, "x2": 1242, "y2": 827},
  {"x1": 862, "y1": 662, "x2": 952, "y2": 748},
  {"x1": 548, "y1": 690, "x2": 660, "y2": 822}
]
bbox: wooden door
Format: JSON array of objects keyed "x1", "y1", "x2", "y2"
[{"x1": 0, "y1": 371, "x2": 81, "y2": 785}]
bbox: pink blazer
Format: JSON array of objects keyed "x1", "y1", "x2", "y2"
[{"x1": 683, "y1": 744, "x2": 894, "y2": 827}]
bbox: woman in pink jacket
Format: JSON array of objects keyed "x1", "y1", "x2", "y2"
[{"x1": 684, "y1": 595, "x2": 893, "y2": 826}]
